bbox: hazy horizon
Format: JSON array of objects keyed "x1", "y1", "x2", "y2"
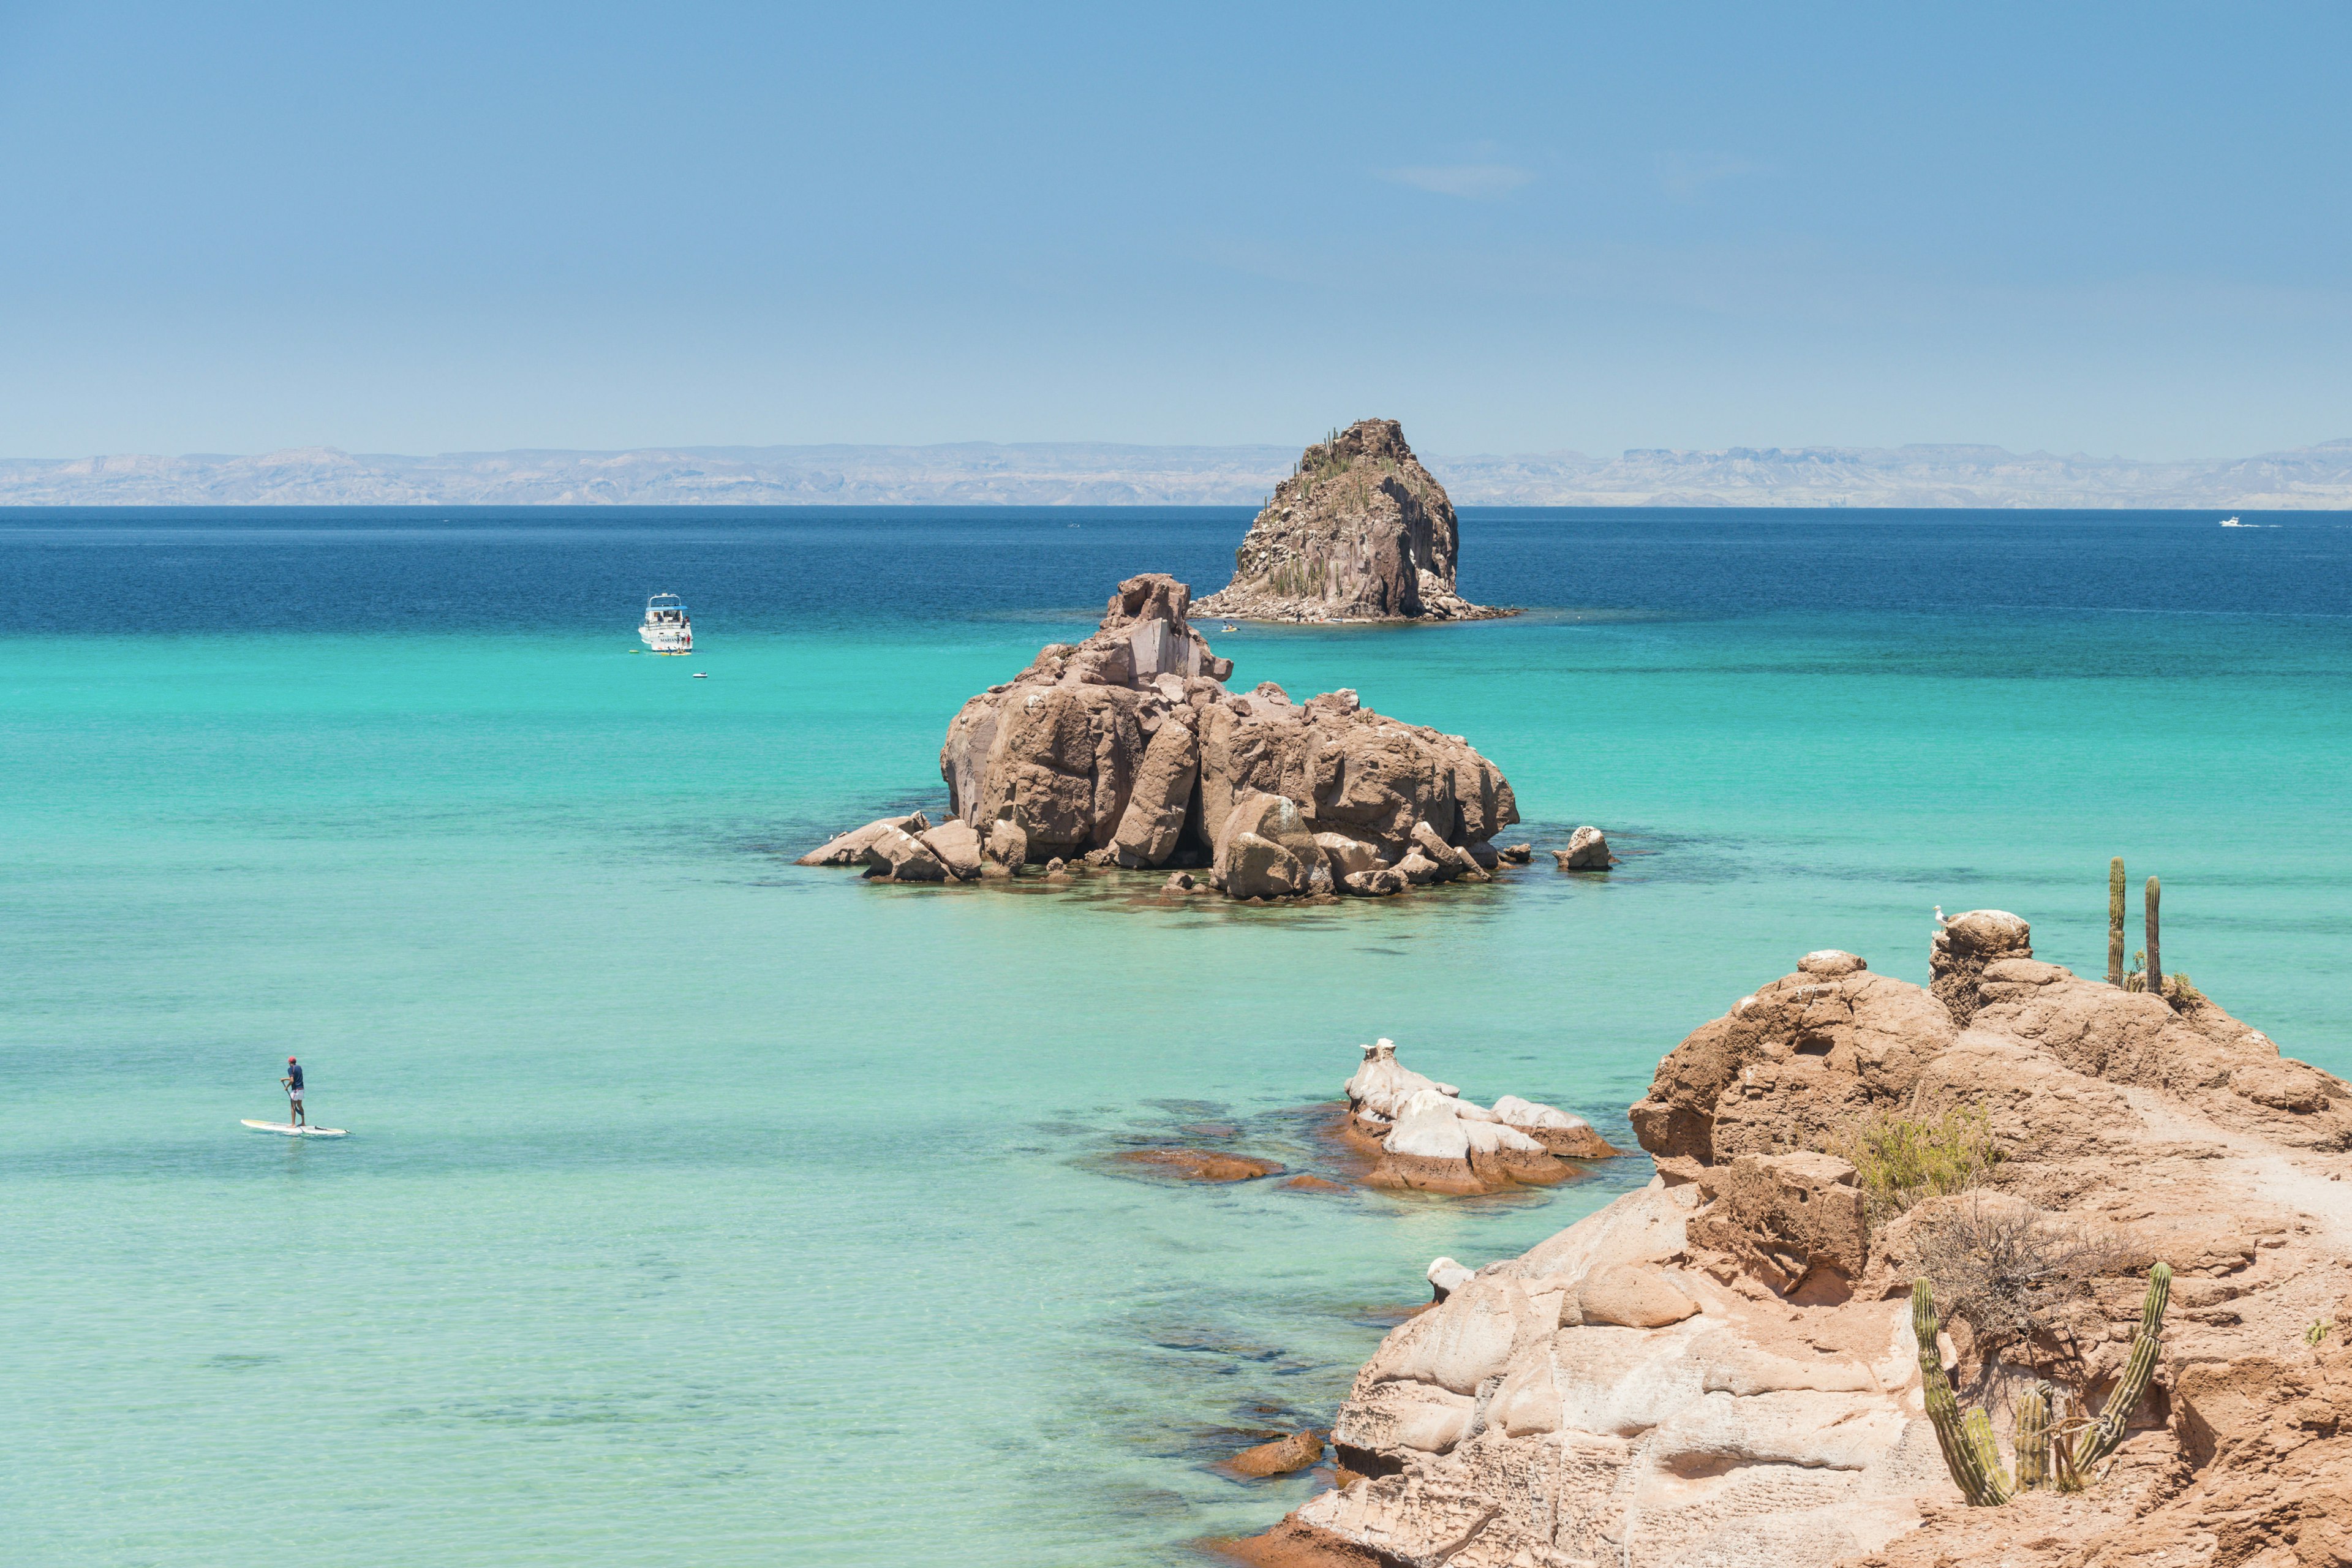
[{"x1": 13, "y1": 432, "x2": 2352, "y2": 509}]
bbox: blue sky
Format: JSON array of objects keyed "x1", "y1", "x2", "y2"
[{"x1": 2, "y1": 1, "x2": 2347, "y2": 458}]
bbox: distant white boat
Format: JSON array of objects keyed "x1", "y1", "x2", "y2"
[
  {"x1": 2220, "y1": 516, "x2": 2245, "y2": 527},
  {"x1": 640, "y1": 593, "x2": 693, "y2": 654}
]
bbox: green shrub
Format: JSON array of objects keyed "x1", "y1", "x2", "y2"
[{"x1": 1826, "y1": 1104, "x2": 1997, "y2": 1227}]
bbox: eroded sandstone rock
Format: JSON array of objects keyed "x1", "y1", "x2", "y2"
[
  {"x1": 1929, "y1": 908, "x2": 2031, "y2": 1023},
  {"x1": 1243, "y1": 932, "x2": 2352, "y2": 1568},
  {"x1": 1344, "y1": 1040, "x2": 1619, "y2": 1195},
  {"x1": 1196, "y1": 419, "x2": 1507, "y2": 624}
]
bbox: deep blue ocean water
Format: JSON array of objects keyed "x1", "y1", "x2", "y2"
[{"x1": 4, "y1": 507, "x2": 2348, "y2": 1566}]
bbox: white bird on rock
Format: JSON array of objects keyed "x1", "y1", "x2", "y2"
[{"x1": 1934, "y1": 905, "x2": 1950, "y2": 929}]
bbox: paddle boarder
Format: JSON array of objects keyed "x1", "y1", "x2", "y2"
[{"x1": 281, "y1": 1056, "x2": 306, "y2": 1126}]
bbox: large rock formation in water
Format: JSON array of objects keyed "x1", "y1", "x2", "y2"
[
  {"x1": 1229, "y1": 920, "x2": 2352, "y2": 1568},
  {"x1": 1196, "y1": 420, "x2": 1507, "y2": 623},
  {"x1": 933, "y1": 572, "x2": 1517, "y2": 897}
]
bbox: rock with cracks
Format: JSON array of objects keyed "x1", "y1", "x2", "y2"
[
  {"x1": 1235, "y1": 923, "x2": 2352, "y2": 1568},
  {"x1": 889, "y1": 573, "x2": 1518, "y2": 901},
  {"x1": 1341, "y1": 1039, "x2": 1621, "y2": 1195},
  {"x1": 1196, "y1": 419, "x2": 1509, "y2": 624}
]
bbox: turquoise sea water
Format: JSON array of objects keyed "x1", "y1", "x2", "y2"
[{"x1": 5, "y1": 508, "x2": 2349, "y2": 1566}]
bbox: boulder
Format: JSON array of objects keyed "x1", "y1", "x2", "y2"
[
  {"x1": 1312, "y1": 831, "x2": 1384, "y2": 878},
  {"x1": 1109, "y1": 714, "x2": 1200, "y2": 867},
  {"x1": 796, "y1": 812, "x2": 929, "y2": 866},
  {"x1": 1341, "y1": 868, "x2": 1404, "y2": 897},
  {"x1": 1569, "y1": 1264, "x2": 1700, "y2": 1328},
  {"x1": 1490, "y1": 1094, "x2": 1620, "y2": 1158},
  {"x1": 1343, "y1": 1040, "x2": 1459, "y2": 1124},
  {"x1": 860, "y1": 828, "x2": 947, "y2": 882},
  {"x1": 1368, "y1": 1102, "x2": 1485, "y2": 1194},
  {"x1": 1498, "y1": 842, "x2": 1532, "y2": 864},
  {"x1": 1463, "y1": 840, "x2": 1501, "y2": 872},
  {"x1": 1351, "y1": 1048, "x2": 1596, "y2": 1194},
  {"x1": 1688, "y1": 1150, "x2": 1868, "y2": 1291},
  {"x1": 1194, "y1": 419, "x2": 1507, "y2": 623},
  {"x1": 982, "y1": 817, "x2": 1028, "y2": 873},
  {"x1": 1213, "y1": 794, "x2": 1324, "y2": 899},
  {"x1": 1554, "y1": 825, "x2": 1611, "y2": 870},
  {"x1": 1393, "y1": 850, "x2": 1442, "y2": 886},
  {"x1": 1225, "y1": 1430, "x2": 1324, "y2": 1479},
  {"x1": 1798, "y1": 948, "x2": 1867, "y2": 976},
  {"x1": 917, "y1": 819, "x2": 984, "y2": 881},
  {"x1": 1223, "y1": 833, "x2": 1306, "y2": 899},
  {"x1": 1929, "y1": 908, "x2": 2032, "y2": 1023}
]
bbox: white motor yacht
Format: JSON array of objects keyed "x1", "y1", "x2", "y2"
[{"x1": 640, "y1": 593, "x2": 693, "y2": 654}]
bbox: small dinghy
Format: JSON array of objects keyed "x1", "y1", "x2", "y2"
[{"x1": 242, "y1": 1119, "x2": 347, "y2": 1137}]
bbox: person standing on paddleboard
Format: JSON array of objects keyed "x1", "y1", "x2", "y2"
[{"x1": 281, "y1": 1056, "x2": 306, "y2": 1126}]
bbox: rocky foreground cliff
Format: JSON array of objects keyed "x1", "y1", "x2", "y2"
[
  {"x1": 1198, "y1": 420, "x2": 1506, "y2": 624},
  {"x1": 1229, "y1": 918, "x2": 2352, "y2": 1567}
]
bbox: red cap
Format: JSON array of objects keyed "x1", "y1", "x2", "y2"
[{"x1": 288, "y1": 1056, "x2": 297, "y2": 1062}]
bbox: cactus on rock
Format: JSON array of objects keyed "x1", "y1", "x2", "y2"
[
  {"x1": 1915, "y1": 1264, "x2": 2171, "y2": 1505},
  {"x1": 1913, "y1": 1277, "x2": 2014, "y2": 1505},
  {"x1": 2013, "y1": 1382, "x2": 2052, "y2": 1490},
  {"x1": 2073, "y1": 1262, "x2": 2171, "y2": 1471},
  {"x1": 2145, "y1": 876, "x2": 2163, "y2": 1000},
  {"x1": 2108, "y1": 858, "x2": 2127, "y2": 986}
]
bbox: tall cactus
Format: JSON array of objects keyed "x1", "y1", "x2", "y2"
[
  {"x1": 1915, "y1": 1265, "x2": 2170, "y2": 1504},
  {"x1": 2107, "y1": 859, "x2": 2127, "y2": 986},
  {"x1": 2145, "y1": 876, "x2": 2163, "y2": 1000},
  {"x1": 2073, "y1": 1262, "x2": 2171, "y2": 1472},
  {"x1": 1913, "y1": 1277, "x2": 2014, "y2": 1505},
  {"x1": 2013, "y1": 1382, "x2": 2052, "y2": 1490}
]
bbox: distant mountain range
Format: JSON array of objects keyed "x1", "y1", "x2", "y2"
[{"x1": 9, "y1": 439, "x2": 2352, "y2": 508}]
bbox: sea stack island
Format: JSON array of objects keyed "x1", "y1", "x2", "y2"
[
  {"x1": 796, "y1": 420, "x2": 1545, "y2": 900},
  {"x1": 1197, "y1": 418, "x2": 1512, "y2": 624},
  {"x1": 799, "y1": 571, "x2": 1524, "y2": 900}
]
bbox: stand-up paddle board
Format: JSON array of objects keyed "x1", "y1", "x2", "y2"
[{"x1": 242, "y1": 1120, "x2": 347, "y2": 1137}]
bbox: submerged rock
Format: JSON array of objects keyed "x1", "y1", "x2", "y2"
[
  {"x1": 1108, "y1": 1148, "x2": 1284, "y2": 1183},
  {"x1": 1196, "y1": 419, "x2": 1507, "y2": 624},
  {"x1": 1224, "y1": 1430, "x2": 1324, "y2": 1479}
]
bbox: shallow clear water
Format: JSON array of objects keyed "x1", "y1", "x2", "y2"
[{"x1": 4, "y1": 507, "x2": 2348, "y2": 1565}]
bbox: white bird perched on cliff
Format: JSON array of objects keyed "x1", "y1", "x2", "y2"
[{"x1": 1934, "y1": 905, "x2": 1950, "y2": 929}]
